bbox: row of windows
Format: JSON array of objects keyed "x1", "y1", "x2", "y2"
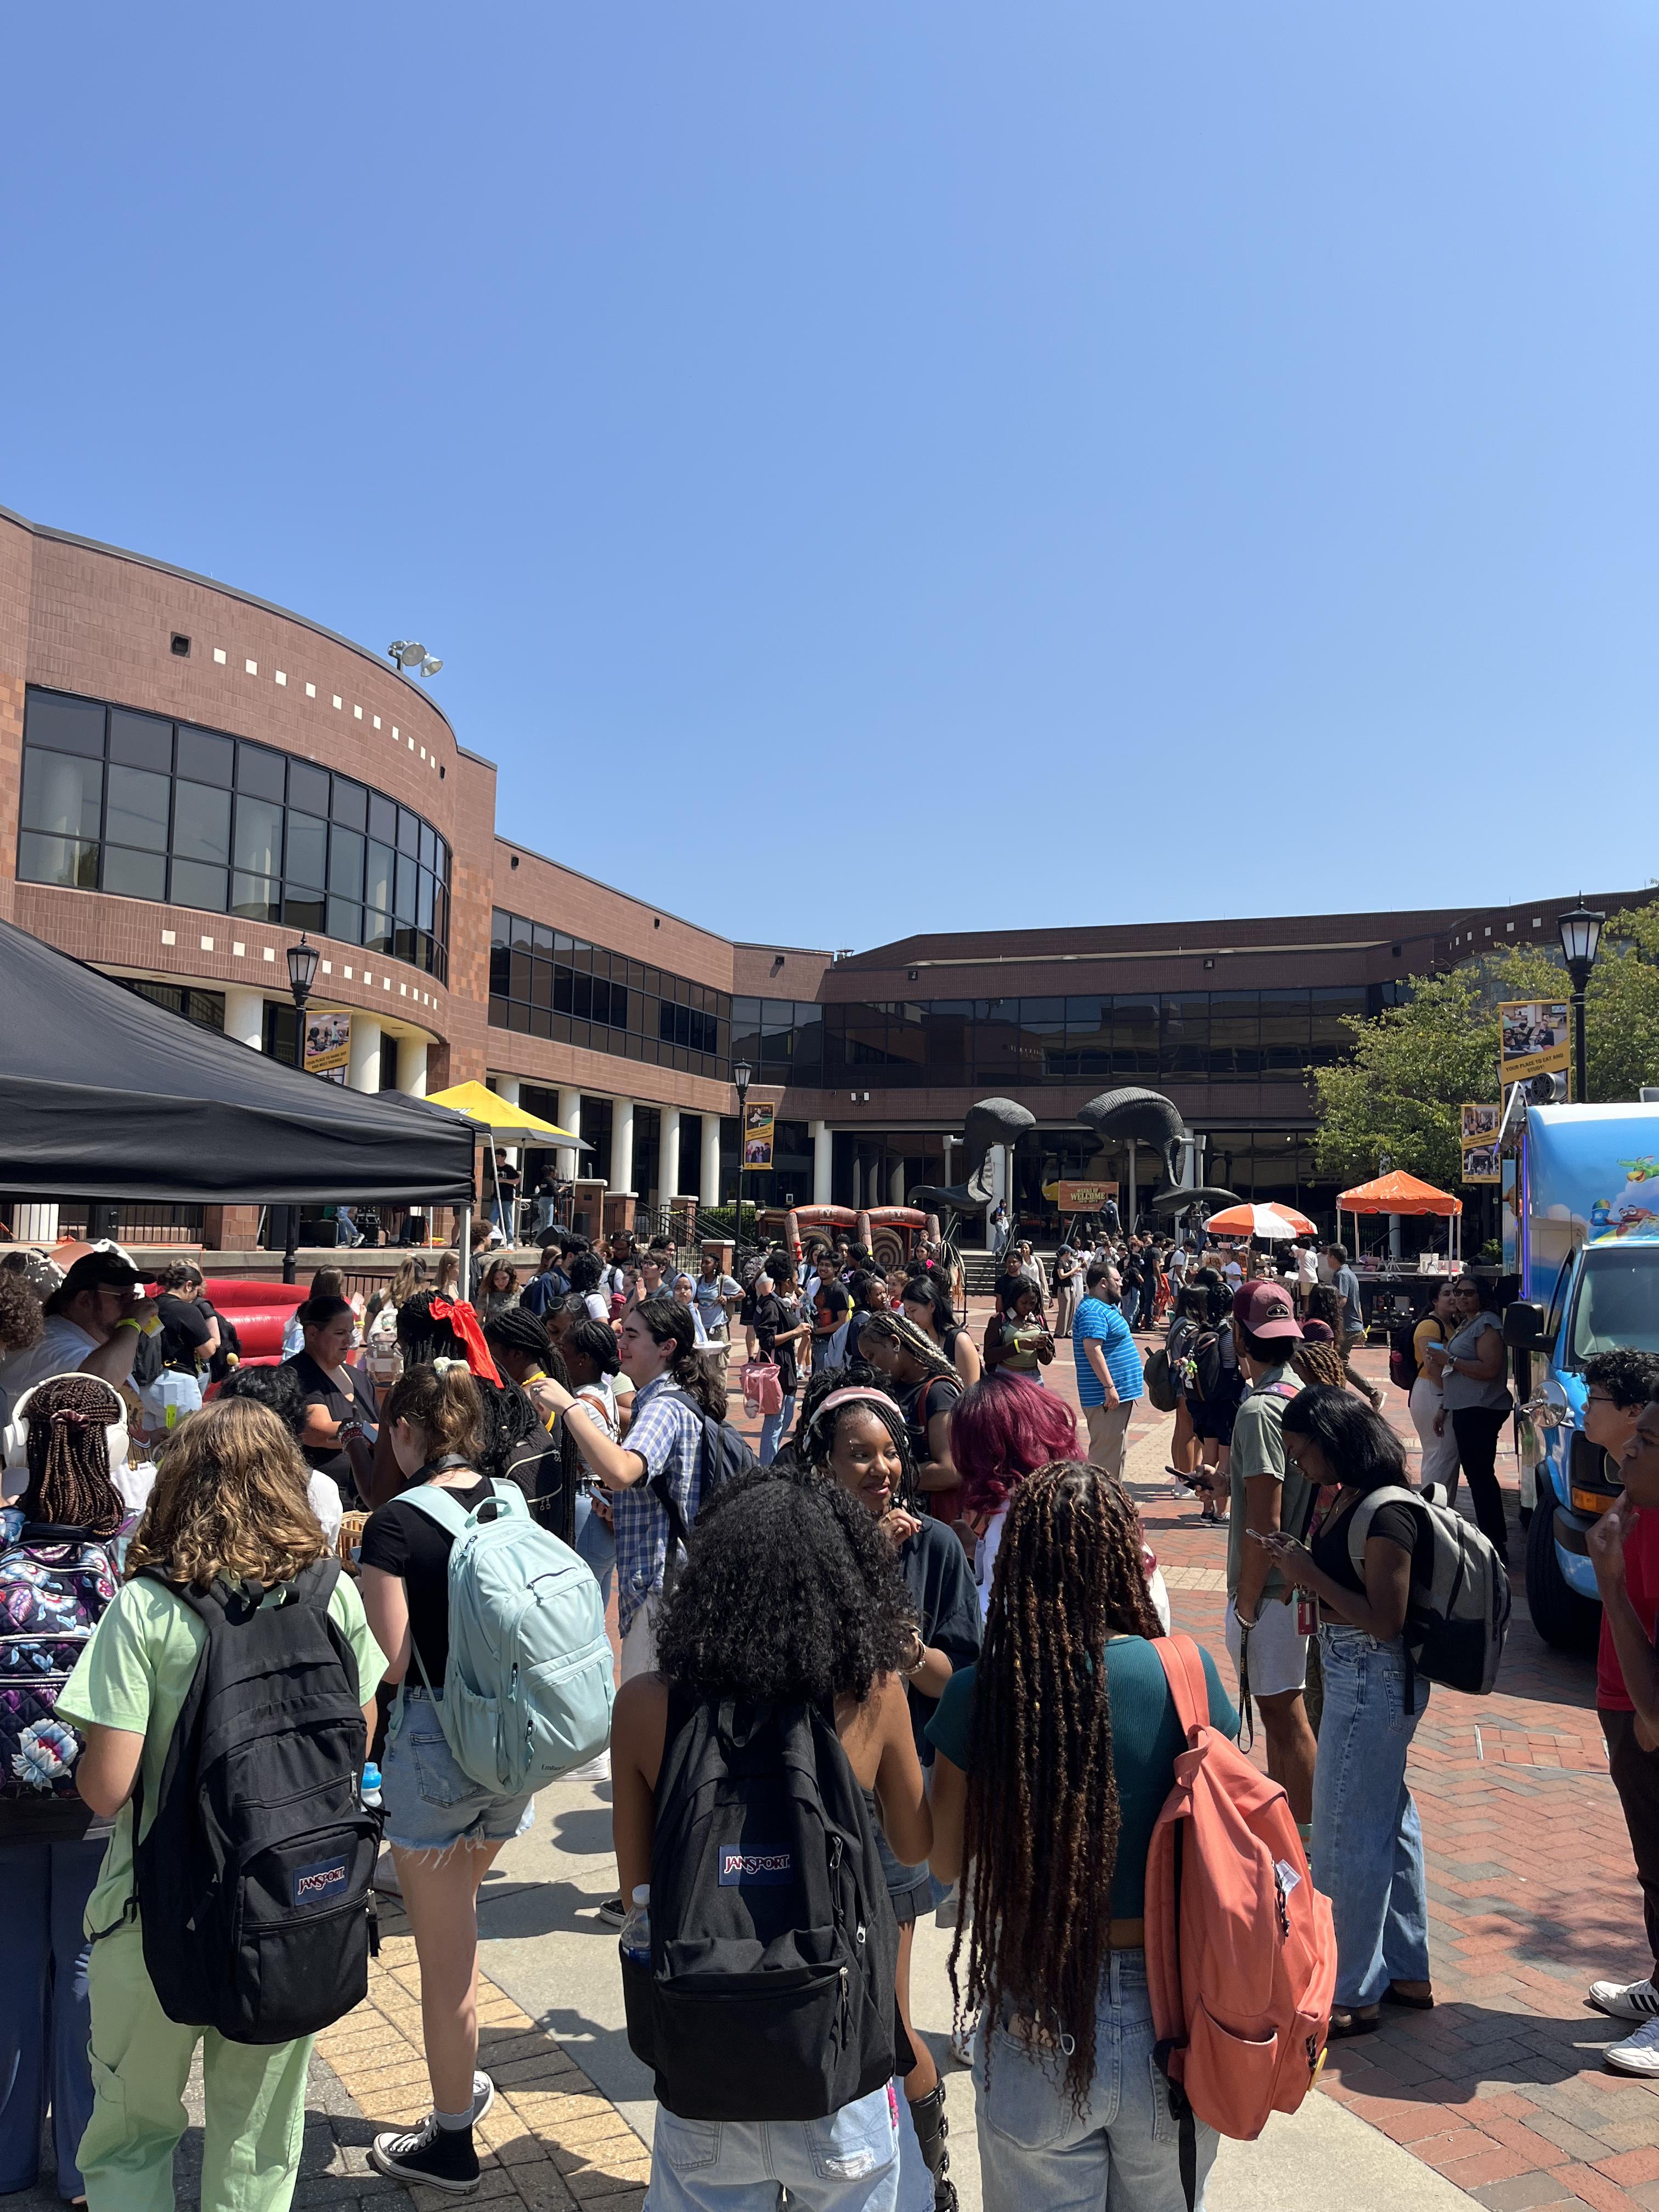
[
  {"x1": 18, "y1": 689, "x2": 451, "y2": 981},
  {"x1": 488, "y1": 910, "x2": 732, "y2": 1077},
  {"x1": 732, "y1": 988, "x2": 1403, "y2": 1087}
]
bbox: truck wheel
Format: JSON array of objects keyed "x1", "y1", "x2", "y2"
[{"x1": 1525, "y1": 1493, "x2": 1600, "y2": 1654}]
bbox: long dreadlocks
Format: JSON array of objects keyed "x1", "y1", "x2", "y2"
[
  {"x1": 952, "y1": 1459, "x2": 1163, "y2": 2114},
  {"x1": 19, "y1": 1374, "x2": 126, "y2": 1541}
]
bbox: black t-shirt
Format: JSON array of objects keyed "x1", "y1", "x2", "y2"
[
  {"x1": 898, "y1": 1519, "x2": 981, "y2": 1764},
  {"x1": 281, "y1": 1350, "x2": 378, "y2": 1492},
  {"x1": 1310, "y1": 1492, "x2": 1431, "y2": 1601},
  {"x1": 157, "y1": 1293, "x2": 212, "y2": 1374},
  {"x1": 359, "y1": 1474, "x2": 498, "y2": 1689},
  {"x1": 899, "y1": 1374, "x2": 962, "y2": 1469},
  {"x1": 752, "y1": 1295, "x2": 800, "y2": 1392}
]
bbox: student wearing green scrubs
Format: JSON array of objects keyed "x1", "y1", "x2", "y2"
[{"x1": 59, "y1": 1398, "x2": 384, "y2": 2212}]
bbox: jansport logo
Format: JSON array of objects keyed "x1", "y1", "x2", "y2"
[
  {"x1": 718, "y1": 1848, "x2": 793, "y2": 1886},
  {"x1": 291, "y1": 1855, "x2": 349, "y2": 1908}
]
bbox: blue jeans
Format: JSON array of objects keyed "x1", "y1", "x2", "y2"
[
  {"x1": 646, "y1": 2083, "x2": 899, "y2": 2211},
  {"x1": 575, "y1": 1485, "x2": 617, "y2": 1617},
  {"x1": 974, "y1": 1950, "x2": 1214, "y2": 2212},
  {"x1": 758, "y1": 1392, "x2": 797, "y2": 1466},
  {"x1": 0, "y1": 1833, "x2": 104, "y2": 2198},
  {"x1": 1312, "y1": 1624, "x2": 1431, "y2": 2009}
]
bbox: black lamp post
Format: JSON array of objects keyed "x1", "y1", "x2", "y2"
[
  {"x1": 279, "y1": 935, "x2": 322, "y2": 1283},
  {"x1": 732, "y1": 1059, "x2": 753, "y2": 1240},
  {"x1": 1557, "y1": 899, "x2": 1604, "y2": 1104}
]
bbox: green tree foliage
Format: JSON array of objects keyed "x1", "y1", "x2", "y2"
[{"x1": 1312, "y1": 904, "x2": 1659, "y2": 1189}]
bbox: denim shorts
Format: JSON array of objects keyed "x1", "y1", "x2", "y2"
[{"x1": 382, "y1": 1688, "x2": 536, "y2": 1857}]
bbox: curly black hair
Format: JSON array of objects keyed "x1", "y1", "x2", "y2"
[
  {"x1": 654, "y1": 1468, "x2": 911, "y2": 1707},
  {"x1": 0, "y1": 1269, "x2": 43, "y2": 1356},
  {"x1": 1583, "y1": 1347, "x2": 1659, "y2": 1410},
  {"x1": 216, "y1": 1361, "x2": 308, "y2": 1441}
]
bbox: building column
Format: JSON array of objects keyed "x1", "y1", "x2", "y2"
[
  {"x1": 811, "y1": 1121, "x2": 832, "y2": 1206},
  {"x1": 612, "y1": 1098, "x2": 635, "y2": 1194},
  {"x1": 700, "y1": 1114, "x2": 721, "y2": 1207},
  {"x1": 888, "y1": 1156, "x2": 905, "y2": 1206},
  {"x1": 347, "y1": 1017, "x2": 382, "y2": 1093},
  {"x1": 224, "y1": 987, "x2": 264, "y2": 1051},
  {"x1": 13, "y1": 1203, "x2": 59, "y2": 1241},
  {"x1": 557, "y1": 1090, "x2": 582, "y2": 1182},
  {"x1": 399, "y1": 1037, "x2": 428, "y2": 1098},
  {"x1": 661, "y1": 1106, "x2": 682, "y2": 1198}
]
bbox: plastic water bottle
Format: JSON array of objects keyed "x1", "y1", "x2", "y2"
[
  {"x1": 361, "y1": 1762, "x2": 383, "y2": 1811},
  {"x1": 618, "y1": 1884, "x2": 651, "y2": 1964}
]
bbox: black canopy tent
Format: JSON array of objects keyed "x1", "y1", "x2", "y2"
[{"x1": 0, "y1": 920, "x2": 476, "y2": 1263}]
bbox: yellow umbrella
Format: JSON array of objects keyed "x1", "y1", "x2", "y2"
[{"x1": 423, "y1": 1079, "x2": 588, "y2": 1149}]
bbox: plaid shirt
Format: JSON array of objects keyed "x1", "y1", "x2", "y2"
[{"x1": 612, "y1": 1374, "x2": 705, "y2": 1636}]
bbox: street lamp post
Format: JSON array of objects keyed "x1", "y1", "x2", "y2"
[
  {"x1": 1557, "y1": 899, "x2": 1604, "y2": 1105},
  {"x1": 732, "y1": 1059, "x2": 753, "y2": 1244},
  {"x1": 280, "y1": 934, "x2": 323, "y2": 1283}
]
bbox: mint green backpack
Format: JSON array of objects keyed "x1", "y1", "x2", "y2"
[{"x1": 399, "y1": 1482, "x2": 614, "y2": 1793}]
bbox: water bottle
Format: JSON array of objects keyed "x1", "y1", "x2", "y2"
[
  {"x1": 361, "y1": 1761, "x2": 383, "y2": 1811},
  {"x1": 618, "y1": 1884, "x2": 651, "y2": 1965}
]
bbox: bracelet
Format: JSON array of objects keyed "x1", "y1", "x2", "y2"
[
  {"x1": 113, "y1": 1317, "x2": 142, "y2": 1334},
  {"x1": 1235, "y1": 1612, "x2": 1259, "y2": 1632}
]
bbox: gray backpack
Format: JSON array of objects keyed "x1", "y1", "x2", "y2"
[
  {"x1": 400, "y1": 1482, "x2": 614, "y2": 1792},
  {"x1": 1345, "y1": 1485, "x2": 1510, "y2": 1702}
]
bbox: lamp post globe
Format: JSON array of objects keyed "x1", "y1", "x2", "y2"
[{"x1": 286, "y1": 933, "x2": 320, "y2": 1011}]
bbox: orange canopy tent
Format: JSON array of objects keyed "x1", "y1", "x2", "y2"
[{"x1": 1336, "y1": 1170, "x2": 1462, "y2": 1265}]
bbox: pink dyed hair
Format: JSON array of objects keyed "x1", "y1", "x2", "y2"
[{"x1": 950, "y1": 1370, "x2": 1081, "y2": 1519}]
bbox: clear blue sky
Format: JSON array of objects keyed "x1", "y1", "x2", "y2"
[{"x1": 5, "y1": 4, "x2": 1656, "y2": 946}]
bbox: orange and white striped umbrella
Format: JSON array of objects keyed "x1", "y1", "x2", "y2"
[{"x1": 1203, "y1": 1201, "x2": 1317, "y2": 1240}]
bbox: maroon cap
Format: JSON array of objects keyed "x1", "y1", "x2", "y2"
[{"x1": 1231, "y1": 1279, "x2": 1303, "y2": 1342}]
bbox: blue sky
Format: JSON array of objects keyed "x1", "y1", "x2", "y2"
[{"x1": 4, "y1": 4, "x2": 1656, "y2": 945}]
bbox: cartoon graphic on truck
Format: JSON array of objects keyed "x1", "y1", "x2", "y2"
[{"x1": 1503, "y1": 1104, "x2": 1659, "y2": 1650}]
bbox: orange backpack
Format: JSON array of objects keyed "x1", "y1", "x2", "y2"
[{"x1": 1144, "y1": 1636, "x2": 1336, "y2": 2181}]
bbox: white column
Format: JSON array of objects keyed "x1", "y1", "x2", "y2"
[
  {"x1": 399, "y1": 1037, "x2": 428, "y2": 1098},
  {"x1": 224, "y1": 987, "x2": 264, "y2": 1051},
  {"x1": 699, "y1": 1114, "x2": 721, "y2": 1207},
  {"x1": 811, "y1": 1120, "x2": 832, "y2": 1205},
  {"x1": 13, "y1": 1203, "x2": 60, "y2": 1240},
  {"x1": 557, "y1": 1089, "x2": 583, "y2": 1181},
  {"x1": 347, "y1": 1017, "x2": 382, "y2": 1093},
  {"x1": 494, "y1": 1074, "x2": 521, "y2": 1167},
  {"x1": 612, "y1": 1097, "x2": 635, "y2": 1194},
  {"x1": 662, "y1": 1106, "x2": 682, "y2": 1198},
  {"x1": 888, "y1": 1156, "x2": 905, "y2": 1206}
]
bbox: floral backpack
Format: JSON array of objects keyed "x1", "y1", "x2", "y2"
[{"x1": 0, "y1": 1530, "x2": 119, "y2": 1799}]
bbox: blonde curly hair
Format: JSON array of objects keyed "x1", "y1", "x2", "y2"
[{"x1": 126, "y1": 1398, "x2": 328, "y2": 1592}]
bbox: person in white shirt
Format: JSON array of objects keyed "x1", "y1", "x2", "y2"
[
  {"x1": 0, "y1": 1250, "x2": 154, "y2": 1410},
  {"x1": 1295, "y1": 1239, "x2": 1321, "y2": 1314}
]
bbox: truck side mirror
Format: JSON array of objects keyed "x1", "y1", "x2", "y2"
[{"x1": 1503, "y1": 1302, "x2": 1545, "y2": 1350}]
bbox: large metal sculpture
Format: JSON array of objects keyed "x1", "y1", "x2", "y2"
[
  {"x1": 1075, "y1": 1085, "x2": 1189, "y2": 1183},
  {"x1": 907, "y1": 1096, "x2": 1036, "y2": 1236}
]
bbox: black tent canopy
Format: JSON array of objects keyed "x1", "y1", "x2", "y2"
[{"x1": 0, "y1": 917, "x2": 475, "y2": 1205}]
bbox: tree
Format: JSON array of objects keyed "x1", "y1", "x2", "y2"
[{"x1": 1311, "y1": 903, "x2": 1659, "y2": 1190}]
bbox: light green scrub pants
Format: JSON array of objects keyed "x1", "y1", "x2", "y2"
[{"x1": 79, "y1": 1925, "x2": 313, "y2": 2212}]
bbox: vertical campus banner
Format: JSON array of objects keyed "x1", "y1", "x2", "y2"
[
  {"x1": 742, "y1": 1100, "x2": 775, "y2": 1169},
  {"x1": 1498, "y1": 999, "x2": 1570, "y2": 1086},
  {"x1": 304, "y1": 1009, "x2": 352, "y2": 1085},
  {"x1": 1460, "y1": 1103, "x2": 1500, "y2": 1184}
]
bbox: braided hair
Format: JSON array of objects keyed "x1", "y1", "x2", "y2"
[
  {"x1": 952, "y1": 1460, "x2": 1163, "y2": 2114},
  {"x1": 394, "y1": 1290, "x2": 542, "y2": 1481},
  {"x1": 19, "y1": 1374, "x2": 126, "y2": 1541},
  {"x1": 796, "y1": 1367, "x2": 920, "y2": 1511}
]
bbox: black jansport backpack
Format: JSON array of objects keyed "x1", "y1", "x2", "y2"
[
  {"x1": 98, "y1": 1559, "x2": 379, "y2": 2044},
  {"x1": 1346, "y1": 1486, "x2": 1511, "y2": 1702},
  {"x1": 622, "y1": 1691, "x2": 899, "y2": 2121}
]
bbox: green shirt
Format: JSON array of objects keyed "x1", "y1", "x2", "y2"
[
  {"x1": 925, "y1": 1637, "x2": 1239, "y2": 1919},
  {"x1": 58, "y1": 1572, "x2": 385, "y2": 1936},
  {"x1": 1226, "y1": 1365, "x2": 1307, "y2": 1605}
]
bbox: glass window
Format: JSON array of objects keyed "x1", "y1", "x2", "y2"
[
  {"x1": 108, "y1": 709, "x2": 172, "y2": 772},
  {"x1": 18, "y1": 832, "x2": 97, "y2": 887},
  {"x1": 105, "y1": 764, "x2": 171, "y2": 851},
  {"x1": 326, "y1": 896, "x2": 364, "y2": 944},
  {"x1": 231, "y1": 873, "x2": 280, "y2": 923},
  {"x1": 25, "y1": 692, "x2": 105, "y2": 756},
  {"x1": 101, "y1": 846, "x2": 168, "y2": 900},
  {"x1": 394, "y1": 851, "x2": 417, "y2": 922},
  {"x1": 364, "y1": 840, "x2": 395, "y2": 917},
  {"x1": 1065, "y1": 996, "x2": 1111, "y2": 1077},
  {"x1": 1310, "y1": 986, "x2": 1367, "y2": 1066},
  {"x1": 285, "y1": 890, "x2": 325, "y2": 930},
  {"x1": 176, "y1": 726, "x2": 233, "y2": 786},
  {"x1": 22, "y1": 749, "x2": 101, "y2": 838},
  {"x1": 329, "y1": 827, "x2": 365, "y2": 900},
  {"x1": 1114, "y1": 995, "x2": 1159, "y2": 1075},
  {"x1": 420, "y1": 822, "x2": 437, "y2": 872},
  {"x1": 417, "y1": 868, "x2": 435, "y2": 932},
  {"x1": 284, "y1": 812, "x2": 328, "y2": 889},
  {"x1": 330, "y1": 775, "x2": 368, "y2": 831},
  {"x1": 173, "y1": 780, "x2": 232, "y2": 864},
  {"x1": 171, "y1": 859, "x2": 229, "y2": 911},
  {"x1": 1209, "y1": 991, "x2": 1260, "y2": 1079},
  {"x1": 1260, "y1": 989, "x2": 1311, "y2": 1071},
  {"x1": 368, "y1": 792, "x2": 397, "y2": 845},
  {"x1": 235, "y1": 742, "x2": 286, "y2": 801},
  {"x1": 1161, "y1": 992, "x2": 1211, "y2": 1076},
  {"x1": 365, "y1": 911, "x2": 392, "y2": 955},
  {"x1": 792, "y1": 1002, "x2": 823, "y2": 1076},
  {"x1": 233, "y1": 795, "x2": 283, "y2": 877},
  {"x1": 287, "y1": 760, "x2": 329, "y2": 815},
  {"x1": 397, "y1": 807, "x2": 421, "y2": 857}
]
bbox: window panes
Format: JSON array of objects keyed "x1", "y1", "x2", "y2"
[
  {"x1": 171, "y1": 859, "x2": 229, "y2": 911},
  {"x1": 397, "y1": 807, "x2": 420, "y2": 856},
  {"x1": 330, "y1": 776, "x2": 368, "y2": 831},
  {"x1": 102, "y1": 847, "x2": 168, "y2": 900},
  {"x1": 173, "y1": 781, "x2": 232, "y2": 865},
  {"x1": 394, "y1": 852, "x2": 417, "y2": 922},
  {"x1": 287, "y1": 760, "x2": 329, "y2": 816},
  {"x1": 368, "y1": 793, "x2": 397, "y2": 845},
  {"x1": 284, "y1": 889, "x2": 325, "y2": 930},
  {"x1": 18, "y1": 833, "x2": 97, "y2": 887},
  {"x1": 176, "y1": 727, "x2": 233, "y2": 786},
  {"x1": 326, "y1": 896, "x2": 364, "y2": 944},
  {"x1": 329, "y1": 827, "x2": 365, "y2": 900},
  {"x1": 21, "y1": 749, "x2": 101, "y2": 839},
  {"x1": 236, "y1": 742, "x2": 286, "y2": 802},
  {"x1": 364, "y1": 840, "x2": 395, "y2": 917},
  {"x1": 234, "y1": 795, "x2": 283, "y2": 878},
  {"x1": 232, "y1": 873, "x2": 280, "y2": 923},
  {"x1": 108, "y1": 710, "x2": 172, "y2": 772},
  {"x1": 105, "y1": 765, "x2": 171, "y2": 851},
  {"x1": 24, "y1": 692, "x2": 104, "y2": 756}
]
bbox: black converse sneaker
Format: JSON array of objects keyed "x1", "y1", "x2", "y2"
[{"x1": 369, "y1": 2114, "x2": 481, "y2": 2193}]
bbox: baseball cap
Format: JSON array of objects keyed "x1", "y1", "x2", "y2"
[
  {"x1": 1231, "y1": 1279, "x2": 1303, "y2": 1342},
  {"x1": 58, "y1": 1250, "x2": 148, "y2": 1298}
]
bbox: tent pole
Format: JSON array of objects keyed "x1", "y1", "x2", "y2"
[{"x1": 458, "y1": 1204, "x2": 472, "y2": 1304}]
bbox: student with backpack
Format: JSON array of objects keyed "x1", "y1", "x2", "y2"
[
  {"x1": 59, "y1": 1398, "x2": 386, "y2": 2212},
  {"x1": 926, "y1": 1462, "x2": 1239, "y2": 2209},
  {"x1": 611, "y1": 1470, "x2": 928, "y2": 2211},
  {"x1": 0, "y1": 1374, "x2": 126, "y2": 2204},
  {"x1": 1254, "y1": 1387, "x2": 1439, "y2": 2035}
]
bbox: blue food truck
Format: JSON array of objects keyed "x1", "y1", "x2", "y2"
[{"x1": 1502, "y1": 1102, "x2": 1659, "y2": 1647}]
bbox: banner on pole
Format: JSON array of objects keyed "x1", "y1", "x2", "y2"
[
  {"x1": 1460, "y1": 1103, "x2": 1500, "y2": 1141},
  {"x1": 1462, "y1": 1139, "x2": 1501, "y2": 1184},
  {"x1": 1498, "y1": 1000, "x2": 1570, "y2": 1085},
  {"x1": 304, "y1": 1009, "x2": 351, "y2": 1085},
  {"x1": 742, "y1": 1101, "x2": 775, "y2": 1170}
]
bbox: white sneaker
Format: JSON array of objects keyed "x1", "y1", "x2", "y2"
[
  {"x1": 1589, "y1": 1975, "x2": 1659, "y2": 2021},
  {"x1": 1605, "y1": 2017, "x2": 1659, "y2": 2075}
]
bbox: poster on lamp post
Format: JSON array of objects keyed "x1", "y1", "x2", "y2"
[
  {"x1": 742, "y1": 1101, "x2": 775, "y2": 1169},
  {"x1": 1498, "y1": 1000, "x2": 1570, "y2": 1085},
  {"x1": 304, "y1": 1009, "x2": 351, "y2": 1085}
]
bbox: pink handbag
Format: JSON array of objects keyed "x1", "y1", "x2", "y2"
[{"x1": 741, "y1": 1361, "x2": 784, "y2": 1418}]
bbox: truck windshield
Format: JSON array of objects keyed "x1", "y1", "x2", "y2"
[{"x1": 1566, "y1": 1245, "x2": 1659, "y2": 1366}]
